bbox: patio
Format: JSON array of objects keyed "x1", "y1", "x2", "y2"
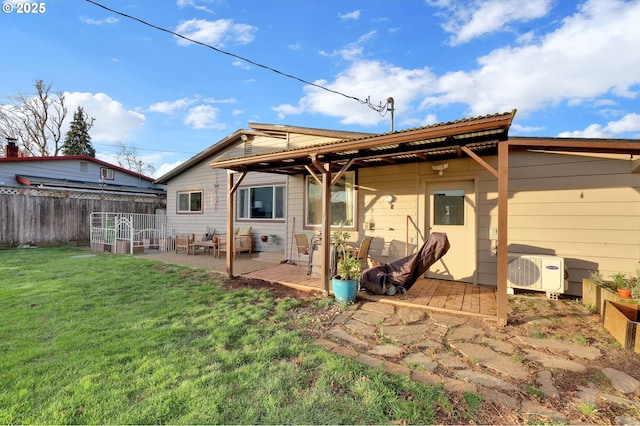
[{"x1": 139, "y1": 250, "x2": 498, "y2": 318}]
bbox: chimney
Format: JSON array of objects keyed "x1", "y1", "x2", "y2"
[{"x1": 5, "y1": 137, "x2": 19, "y2": 158}]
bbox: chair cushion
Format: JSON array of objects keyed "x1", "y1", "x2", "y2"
[{"x1": 237, "y1": 226, "x2": 252, "y2": 236}]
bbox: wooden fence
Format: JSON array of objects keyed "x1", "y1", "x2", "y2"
[{"x1": 0, "y1": 187, "x2": 165, "y2": 248}]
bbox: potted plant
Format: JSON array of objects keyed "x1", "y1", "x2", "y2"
[
  {"x1": 331, "y1": 228, "x2": 361, "y2": 304},
  {"x1": 611, "y1": 272, "x2": 633, "y2": 299}
]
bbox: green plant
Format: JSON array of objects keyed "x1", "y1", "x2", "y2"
[
  {"x1": 332, "y1": 227, "x2": 361, "y2": 281},
  {"x1": 578, "y1": 402, "x2": 598, "y2": 417},
  {"x1": 611, "y1": 272, "x2": 632, "y2": 290}
]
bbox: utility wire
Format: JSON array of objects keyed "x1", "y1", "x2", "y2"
[{"x1": 84, "y1": 0, "x2": 393, "y2": 115}]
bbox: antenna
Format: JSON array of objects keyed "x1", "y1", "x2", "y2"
[
  {"x1": 364, "y1": 96, "x2": 396, "y2": 132},
  {"x1": 387, "y1": 97, "x2": 395, "y2": 132}
]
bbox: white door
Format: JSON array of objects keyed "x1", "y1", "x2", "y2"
[{"x1": 425, "y1": 180, "x2": 476, "y2": 283}]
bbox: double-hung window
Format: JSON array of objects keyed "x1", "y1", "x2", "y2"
[
  {"x1": 177, "y1": 190, "x2": 203, "y2": 213},
  {"x1": 238, "y1": 185, "x2": 285, "y2": 220},
  {"x1": 305, "y1": 171, "x2": 356, "y2": 228}
]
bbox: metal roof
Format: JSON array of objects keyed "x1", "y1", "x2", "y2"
[{"x1": 209, "y1": 110, "x2": 517, "y2": 174}]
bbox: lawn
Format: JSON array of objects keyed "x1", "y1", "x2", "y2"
[{"x1": 0, "y1": 247, "x2": 450, "y2": 424}]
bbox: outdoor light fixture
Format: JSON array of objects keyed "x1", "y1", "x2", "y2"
[
  {"x1": 385, "y1": 195, "x2": 396, "y2": 207},
  {"x1": 432, "y1": 163, "x2": 449, "y2": 176}
]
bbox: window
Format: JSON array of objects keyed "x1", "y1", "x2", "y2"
[
  {"x1": 238, "y1": 185, "x2": 285, "y2": 220},
  {"x1": 306, "y1": 171, "x2": 356, "y2": 227},
  {"x1": 80, "y1": 162, "x2": 88, "y2": 173},
  {"x1": 433, "y1": 190, "x2": 465, "y2": 225},
  {"x1": 100, "y1": 167, "x2": 114, "y2": 180},
  {"x1": 177, "y1": 190, "x2": 203, "y2": 213}
]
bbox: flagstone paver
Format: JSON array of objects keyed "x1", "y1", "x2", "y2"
[
  {"x1": 434, "y1": 351, "x2": 468, "y2": 369},
  {"x1": 536, "y1": 370, "x2": 559, "y2": 399},
  {"x1": 483, "y1": 337, "x2": 515, "y2": 354},
  {"x1": 368, "y1": 344, "x2": 404, "y2": 358},
  {"x1": 456, "y1": 370, "x2": 520, "y2": 391},
  {"x1": 403, "y1": 352, "x2": 438, "y2": 371},
  {"x1": 602, "y1": 368, "x2": 640, "y2": 394},
  {"x1": 447, "y1": 326, "x2": 483, "y2": 341},
  {"x1": 450, "y1": 342, "x2": 529, "y2": 380},
  {"x1": 515, "y1": 335, "x2": 601, "y2": 359},
  {"x1": 381, "y1": 323, "x2": 430, "y2": 344},
  {"x1": 523, "y1": 348, "x2": 586, "y2": 372}
]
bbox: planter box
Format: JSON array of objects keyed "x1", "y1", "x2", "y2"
[
  {"x1": 582, "y1": 278, "x2": 637, "y2": 315},
  {"x1": 603, "y1": 300, "x2": 640, "y2": 353},
  {"x1": 91, "y1": 242, "x2": 109, "y2": 252},
  {"x1": 115, "y1": 240, "x2": 143, "y2": 254}
]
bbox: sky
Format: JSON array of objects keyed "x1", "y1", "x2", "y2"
[{"x1": 1, "y1": 0, "x2": 639, "y2": 179}]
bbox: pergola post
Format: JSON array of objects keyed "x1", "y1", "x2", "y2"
[
  {"x1": 225, "y1": 171, "x2": 246, "y2": 278},
  {"x1": 320, "y1": 162, "x2": 332, "y2": 293},
  {"x1": 496, "y1": 141, "x2": 509, "y2": 326}
]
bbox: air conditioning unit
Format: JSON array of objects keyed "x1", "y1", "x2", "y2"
[{"x1": 507, "y1": 253, "x2": 567, "y2": 297}]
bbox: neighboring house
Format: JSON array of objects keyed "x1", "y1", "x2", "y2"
[
  {"x1": 158, "y1": 112, "x2": 640, "y2": 322},
  {"x1": 0, "y1": 142, "x2": 166, "y2": 247}
]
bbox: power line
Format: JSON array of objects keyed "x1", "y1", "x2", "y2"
[{"x1": 84, "y1": 0, "x2": 394, "y2": 116}]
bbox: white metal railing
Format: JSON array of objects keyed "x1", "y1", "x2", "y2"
[{"x1": 90, "y1": 212, "x2": 167, "y2": 254}]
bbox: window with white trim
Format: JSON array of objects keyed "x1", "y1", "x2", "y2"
[
  {"x1": 305, "y1": 171, "x2": 356, "y2": 227},
  {"x1": 100, "y1": 167, "x2": 114, "y2": 180},
  {"x1": 177, "y1": 190, "x2": 203, "y2": 213},
  {"x1": 238, "y1": 185, "x2": 285, "y2": 219}
]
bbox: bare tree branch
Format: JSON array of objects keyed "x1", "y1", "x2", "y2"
[{"x1": 0, "y1": 80, "x2": 68, "y2": 156}]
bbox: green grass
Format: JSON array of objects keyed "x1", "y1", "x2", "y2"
[{"x1": 0, "y1": 247, "x2": 448, "y2": 424}]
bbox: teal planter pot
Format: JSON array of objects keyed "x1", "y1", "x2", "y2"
[{"x1": 332, "y1": 276, "x2": 359, "y2": 304}]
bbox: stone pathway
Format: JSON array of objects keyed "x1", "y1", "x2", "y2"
[{"x1": 314, "y1": 299, "x2": 640, "y2": 424}]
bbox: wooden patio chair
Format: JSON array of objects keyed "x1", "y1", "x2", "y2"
[
  {"x1": 294, "y1": 234, "x2": 311, "y2": 272},
  {"x1": 354, "y1": 236, "x2": 374, "y2": 269},
  {"x1": 175, "y1": 233, "x2": 194, "y2": 254}
]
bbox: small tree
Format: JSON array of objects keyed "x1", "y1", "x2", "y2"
[{"x1": 62, "y1": 106, "x2": 95, "y2": 157}]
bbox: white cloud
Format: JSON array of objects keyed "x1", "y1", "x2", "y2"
[
  {"x1": 184, "y1": 105, "x2": 224, "y2": 129},
  {"x1": 65, "y1": 92, "x2": 145, "y2": 143},
  {"x1": 431, "y1": 0, "x2": 553, "y2": 45},
  {"x1": 558, "y1": 113, "x2": 640, "y2": 138},
  {"x1": 176, "y1": 0, "x2": 215, "y2": 14},
  {"x1": 424, "y1": 0, "x2": 640, "y2": 117},
  {"x1": 80, "y1": 16, "x2": 118, "y2": 26},
  {"x1": 338, "y1": 10, "x2": 361, "y2": 21},
  {"x1": 274, "y1": 59, "x2": 436, "y2": 126},
  {"x1": 154, "y1": 160, "x2": 185, "y2": 179},
  {"x1": 148, "y1": 98, "x2": 196, "y2": 114},
  {"x1": 232, "y1": 60, "x2": 251, "y2": 70},
  {"x1": 174, "y1": 19, "x2": 257, "y2": 46}
]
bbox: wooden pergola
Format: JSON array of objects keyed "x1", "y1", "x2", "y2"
[{"x1": 209, "y1": 110, "x2": 640, "y2": 325}]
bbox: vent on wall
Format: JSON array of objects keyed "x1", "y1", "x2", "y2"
[{"x1": 507, "y1": 253, "x2": 567, "y2": 297}]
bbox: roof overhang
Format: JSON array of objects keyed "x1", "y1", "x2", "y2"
[
  {"x1": 15, "y1": 174, "x2": 166, "y2": 195},
  {"x1": 209, "y1": 111, "x2": 517, "y2": 174}
]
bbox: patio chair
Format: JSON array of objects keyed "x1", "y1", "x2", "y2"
[
  {"x1": 353, "y1": 236, "x2": 373, "y2": 270},
  {"x1": 218, "y1": 227, "x2": 253, "y2": 259},
  {"x1": 175, "y1": 233, "x2": 194, "y2": 255},
  {"x1": 294, "y1": 234, "x2": 311, "y2": 272}
]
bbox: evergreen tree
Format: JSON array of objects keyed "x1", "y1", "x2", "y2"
[{"x1": 62, "y1": 106, "x2": 95, "y2": 157}]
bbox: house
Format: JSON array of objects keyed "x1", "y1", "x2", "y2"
[
  {"x1": 154, "y1": 123, "x2": 372, "y2": 249},
  {"x1": 158, "y1": 111, "x2": 640, "y2": 325},
  {"x1": 0, "y1": 140, "x2": 166, "y2": 247}
]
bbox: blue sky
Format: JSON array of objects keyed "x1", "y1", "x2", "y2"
[{"x1": 1, "y1": 0, "x2": 639, "y2": 178}]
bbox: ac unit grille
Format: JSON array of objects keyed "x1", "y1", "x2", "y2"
[{"x1": 507, "y1": 256, "x2": 541, "y2": 288}]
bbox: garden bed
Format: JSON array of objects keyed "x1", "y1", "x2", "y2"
[
  {"x1": 582, "y1": 278, "x2": 637, "y2": 315},
  {"x1": 603, "y1": 300, "x2": 640, "y2": 353}
]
